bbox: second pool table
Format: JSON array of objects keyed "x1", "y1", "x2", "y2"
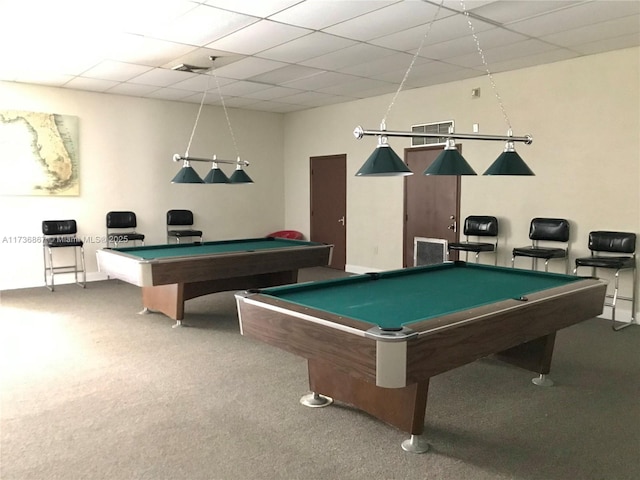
[
  {"x1": 235, "y1": 262, "x2": 607, "y2": 452},
  {"x1": 96, "y1": 237, "x2": 332, "y2": 325}
]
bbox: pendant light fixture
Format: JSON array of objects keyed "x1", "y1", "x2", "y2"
[
  {"x1": 354, "y1": 0, "x2": 534, "y2": 176},
  {"x1": 171, "y1": 57, "x2": 253, "y2": 184}
]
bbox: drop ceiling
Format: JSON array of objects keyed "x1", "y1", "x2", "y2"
[{"x1": 1, "y1": 0, "x2": 638, "y2": 113}]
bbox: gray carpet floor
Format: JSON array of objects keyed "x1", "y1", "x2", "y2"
[{"x1": 1, "y1": 267, "x2": 639, "y2": 480}]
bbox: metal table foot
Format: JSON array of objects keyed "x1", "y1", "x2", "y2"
[
  {"x1": 401, "y1": 434, "x2": 430, "y2": 453},
  {"x1": 300, "y1": 392, "x2": 333, "y2": 408},
  {"x1": 532, "y1": 374, "x2": 554, "y2": 387}
]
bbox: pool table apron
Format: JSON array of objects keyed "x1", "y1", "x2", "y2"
[{"x1": 236, "y1": 278, "x2": 606, "y2": 436}]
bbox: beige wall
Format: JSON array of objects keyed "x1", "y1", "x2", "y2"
[{"x1": 0, "y1": 84, "x2": 285, "y2": 289}]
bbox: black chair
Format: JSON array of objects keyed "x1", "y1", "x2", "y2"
[
  {"x1": 448, "y1": 215, "x2": 499, "y2": 265},
  {"x1": 574, "y1": 231, "x2": 636, "y2": 331},
  {"x1": 512, "y1": 218, "x2": 570, "y2": 273},
  {"x1": 42, "y1": 220, "x2": 86, "y2": 291},
  {"x1": 166, "y1": 209, "x2": 203, "y2": 244},
  {"x1": 106, "y1": 211, "x2": 145, "y2": 248}
]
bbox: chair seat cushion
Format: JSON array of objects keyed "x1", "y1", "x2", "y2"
[
  {"x1": 168, "y1": 230, "x2": 202, "y2": 237},
  {"x1": 123, "y1": 233, "x2": 145, "y2": 241},
  {"x1": 512, "y1": 246, "x2": 566, "y2": 259},
  {"x1": 448, "y1": 242, "x2": 495, "y2": 253},
  {"x1": 110, "y1": 233, "x2": 145, "y2": 242},
  {"x1": 575, "y1": 256, "x2": 635, "y2": 270},
  {"x1": 45, "y1": 237, "x2": 83, "y2": 247}
]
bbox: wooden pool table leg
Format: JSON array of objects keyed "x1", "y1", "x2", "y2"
[
  {"x1": 141, "y1": 284, "x2": 185, "y2": 326},
  {"x1": 493, "y1": 332, "x2": 556, "y2": 386},
  {"x1": 307, "y1": 359, "x2": 430, "y2": 453}
]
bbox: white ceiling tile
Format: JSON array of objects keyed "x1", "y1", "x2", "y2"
[
  {"x1": 128, "y1": 68, "x2": 196, "y2": 87},
  {"x1": 168, "y1": 73, "x2": 234, "y2": 92},
  {"x1": 0, "y1": 0, "x2": 638, "y2": 113},
  {"x1": 258, "y1": 32, "x2": 358, "y2": 63},
  {"x1": 210, "y1": 57, "x2": 289, "y2": 80},
  {"x1": 370, "y1": 14, "x2": 494, "y2": 52},
  {"x1": 277, "y1": 90, "x2": 346, "y2": 106},
  {"x1": 571, "y1": 32, "x2": 640, "y2": 56},
  {"x1": 206, "y1": 20, "x2": 312, "y2": 55},
  {"x1": 144, "y1": 5, "x2": 260, "y2": 46},
  {"x1": 324, "y1": 1, "x2": 449, "y2": 41},
  {"x1": 147, "y1": 87, "x2": 196, "y2": 101},
  {"x1": 243, "y1": 86, "x2": 305, "y2": 100},
  {"x1": 446, "y1": 39, "x2": 560, "y2": 68},
  {"x1": 316, "y1": 77, "x2": 394, "y2": 96},
  {"x1": 270, "y1": 0, "x2": 397, "y2": 29},
  {"x1": 300, "y1": 43, "x2": 398, "y2": 70},
  {"x1": 217, "y1": 80, "x2": 273, "y2": 96},
  {"x1": 203, "y1": 0, "x2": 304, "y2": 18},
  {"x1": 468, "y1": 1, "x2": 583, "y2": 24},
  {"x1": 542, "y1": 14, "x2": 640, "y2": 48},
  {"x1": 105, "y1": 34, "x2": 197, "y2": 67},
  {"x1": 249, "y1": 65, "x2": 325, "y2": 84},
  {"x1": 106, "y1": 83, "x2": 161, "y2": 96},
  {"x1": 63, "y1": 77, "x2": 121, "y2": 92},
  {"x1": 508, "y1": 1, "x2": 640, "y2": 37},
  {"x1": 419, "y1": 28, "x2": 527, "y2": 60},
  {"x1": 81, "y1": 61, "x2": 153, "y2": 82},
  {"x1": 338, "y1": 53, "x2": 430, "y2": 77},
  {"x1": 281, "y1": 71, "x2": 361, "y2": 90}
]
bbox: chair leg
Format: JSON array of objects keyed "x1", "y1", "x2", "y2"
[
  {"x1": 76, "y1": 246, "x2": 86, "y2": 289},
  {"x1": 43, "y1": 245, "x2": 54, "y2": 291},
  {"x1": 611, "y1": 269, "x2": 635, "y2": 331}
]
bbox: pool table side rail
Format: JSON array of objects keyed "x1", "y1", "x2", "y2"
[
  {"x1": 236, "y1": 293, "x2": 379, "y2": 384},
  {"x1": 405, "y1": 278, "x2": 607, "y2": 382},
  {"x1": 97, "y1": 244, "x2": 332, "y2": 287}
]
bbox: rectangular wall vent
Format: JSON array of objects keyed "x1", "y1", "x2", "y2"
[
  {"x1": 414, "y1": 237, "x2": 448, "y2": 266},
  {"x1": 410, "y1": 121, "x2": 454, "y2": 147}
]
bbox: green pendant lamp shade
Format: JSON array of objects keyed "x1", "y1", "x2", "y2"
[
  {"x1": 204, "y1": 163, "x2": 230, "y2": 184},
  {"x1": 171, "y1": 161, "x2": 204, "y2": 183},
  {"x1": 424, "y1": 140, "x2": 477, "y2": 176},
  {"x1": 356, "y1": 136, "x2": 412, "y2": 177},
  {"x1": 484, "y1": 141, "x2": 534, "y2": 175},
  {"x1": 229, "y1": 166, "x2": 253, "y2": 184}
]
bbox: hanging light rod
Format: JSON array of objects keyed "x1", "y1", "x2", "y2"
[
  {"x1": 172, "y1": 154, "x2": 249, "y2": 167},
  {"x1": 353, "y1": 126, "x2": 533, "y2": 145}
]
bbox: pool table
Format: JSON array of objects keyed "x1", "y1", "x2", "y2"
[
  {"x1": 235, "y1": 262, "x2": 606, "y2": 452},
  {"x1": 96, "y1": 237, "x2": 332, "y2": 325}
]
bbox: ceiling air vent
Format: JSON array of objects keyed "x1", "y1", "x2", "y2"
[{"x1": 410, "y1": 121, "x2": 454, "y2": 147}]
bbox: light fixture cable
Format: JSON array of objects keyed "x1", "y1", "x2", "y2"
[
  {"x1": 184, "y1": 73, "x2": 212, "y2": 158},
  {"x1": 381, "y1": 0, "x2": 445, "y2": 126},
  {"x1": 460, "y1": 0, "x2": 511, "y2": 132}
]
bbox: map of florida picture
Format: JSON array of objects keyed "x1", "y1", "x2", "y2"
[{"x1": 0, "y1": 110, "x2": 79, "y2": 196}]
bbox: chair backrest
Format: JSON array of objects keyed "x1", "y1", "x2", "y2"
[
  {"x1": 42, "y1": 220, "x2": 77, "y2": 236},
  {"x1": 529, "y1": 218, "x2": 570, "y2": 242},
  {"x1": 167, "y1": 209, "x2": 194, "y2": 227},
  {"x1": 106, "y1": 211, "x2": 137, "y2": 229},
  {"x1": 588, "y1": 231, "x2": 636, "y2": 254},
  {"x1": 464, "y1": 216, "x2": 498, "y2": 237}
]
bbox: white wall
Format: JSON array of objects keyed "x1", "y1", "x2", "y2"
[
  {"x1": 0, "y1": 84, "x2": 285, "y2": 289},
  {"x1": 283, "y1": 47, "x2": 640, "y2": 317}
]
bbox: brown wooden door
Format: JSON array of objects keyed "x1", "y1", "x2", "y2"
[
  {"x1": 310, "y1": 154, "x2": 346, "y2": 270},
  {"x1": 403, "y1": 146, "x2": 461, "y2": 267}
]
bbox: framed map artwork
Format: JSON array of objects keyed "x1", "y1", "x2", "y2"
[{"x1": 0, "y1": 110, "x2": 79, "y2": 196}]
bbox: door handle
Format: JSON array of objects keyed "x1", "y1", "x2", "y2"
[
  {"x1": 447, "y1": 215, "x2": 457, "y2": 232},
  {"x1": 338, "y1": 216, "x2": 345, "y2": 226}
]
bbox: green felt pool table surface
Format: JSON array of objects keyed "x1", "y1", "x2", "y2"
[
  {"x1": 112, "y1": 237, "x2": 323, "y2": 260},
  {"x1": 253, "y1": 262, "x2": 583, "y2": 329}
]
